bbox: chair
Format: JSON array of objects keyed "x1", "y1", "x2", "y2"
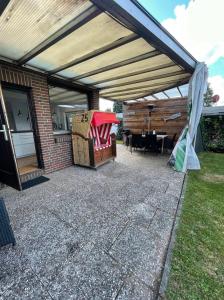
[
  {"x1": 145, "y1": 134, "x2": 159, "y2": 153},
  {"x1": 122, "y1": 130, "x2": 130, "y2": 146},
  {"x1": 129, "y1": 134, "x2": 145, "y2": 153},
  {"x1": 164, "y1": 133, "x2": 177, "y2": 151},
  {"x1": 132, "y1": 134, "x2": 144, "y2": 149}
]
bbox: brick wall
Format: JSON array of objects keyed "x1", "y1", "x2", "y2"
[{"x1": 0, "y1": 62, "x2": 99, "y2": 173}]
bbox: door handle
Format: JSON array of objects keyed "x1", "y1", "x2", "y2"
[{"x1": 0, "y1": 124, "x2": 8, "y2": 141}]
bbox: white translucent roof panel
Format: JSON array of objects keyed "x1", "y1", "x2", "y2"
[
  {"x1": 164, "y1": 87, "x2": 180, "y2": 98},
  {"x1": 49, "y1": 86, "x2": 87, "y2": 105},
  {"x1": 78, "y1": 54, "x2": 174, "y2": 83},
  {"x1": 102, "y1": 83, "x2": 170, "y2": 97},
  {"x1": 133, "y1": 83, "x2": 190, "y2": 101},
  {"x1": 0, "y1": 0, "x2": 92, "y2": 60},
  {"x1": 95, "y1": 65, "x2": 182, "y2": 88},
  {"x1": 55, "y1": 98, "x2": 87, "y2": 105},
  {"x1": 179, "y1": 84, "x2": 189, "y2": 97},
  {"x1": 102, "y1": 73, "x2": 191, "y2": 95},
  {"x1": 125, "y1": 100, "x2": 137, "y2": 103},
  {"x1": 152, "y1": 92, "x2": 169, "y2": 99},
  {"x1": 49, "y1": 87, "x2": 82, "y2": 98},
  {"x1": 29, "y1": 13, "x2": 132, "y2": 71},
  {"x1": 58, "y1": 38, "x2": 155, "y2": 78},
  {"x1": 144, "y1": 95, "x2": 157, "y2": 100},
  {"x1": 110, "y1": 92, "x2": 150, "y2": 100},
  {"x1": 0, "y1": 1, "x2": 193, "y2": 103},
  {"x1": 51, "y1": 94, "x2": 87, "y2": 103}
]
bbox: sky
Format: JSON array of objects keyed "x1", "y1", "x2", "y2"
[
  {"x1": 100, "y1": 0, "x2": 224, "y2": 110},
  {"x1": 139, "y1": 0, "x2": 224, "y2": 106}
]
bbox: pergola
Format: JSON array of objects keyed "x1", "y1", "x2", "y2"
[{"x1": 0, "y1": 0, "x2": 197, "y2": 101}]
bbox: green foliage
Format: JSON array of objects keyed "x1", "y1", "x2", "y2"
[
  {"x1": 203, "y1": 83, "x2": 214, "y2": 107},
  {"x1": 201, "y1": 116, "x2": 224, "y2": 152},
  {"x1": 113, "y1": 101, "x2": 123, "y2": 113},
  {"x1": 116, "y1": 120, "x2": 123, "y2": 140},
  {"x1": 166, "y1": 152, "x2": 224, "y2": 300},
  {"x1": 113, "y1": 101, "x2": 123, "y2": 140}
]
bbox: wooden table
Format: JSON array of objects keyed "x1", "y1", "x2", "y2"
[{"x1": 157, "y1": 135, "x2": 168, "y2": 154}]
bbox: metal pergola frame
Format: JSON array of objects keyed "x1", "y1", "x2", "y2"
[
  {"x1": 91, "y1": 0, "x2": 196, "y2": 72},
  {"x1": 0, "y1": 0, "x2": 197, "y2": 100},
  {"x1": 107, "y1": 79, "x2": 190, "y2": 102}
]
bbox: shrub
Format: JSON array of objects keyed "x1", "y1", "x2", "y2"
[{"x1": 201, "y1": 116, "x2": 224, "y2": 152}]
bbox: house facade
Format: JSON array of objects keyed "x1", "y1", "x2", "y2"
[
  {"x1": 0, "y1": 61, "x2": 99, "y2": 188},
  {"x1": 0, "y1": 0, "x2": 198, "y2": 190}
]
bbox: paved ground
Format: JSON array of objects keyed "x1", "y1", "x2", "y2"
[{"x1": 0, "y1": 145, "x2": 184, "y2": 300}]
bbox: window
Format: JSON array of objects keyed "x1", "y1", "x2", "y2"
[
  {"x1": 49, "y1": 85, "x2": 88, "y2": 133},
  {"x1": 3, "y1": 88, "x2": 32, "y2": 132}
]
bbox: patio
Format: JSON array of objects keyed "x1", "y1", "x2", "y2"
[{"x1": 0, "y1": 145, "x2": 184, "y2": 299}]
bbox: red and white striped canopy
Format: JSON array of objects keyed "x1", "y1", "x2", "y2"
[{"x1": 89, "y1": 111, "x2": 119, "y2": 148}]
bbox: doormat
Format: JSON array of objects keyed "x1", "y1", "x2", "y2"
[
  {"x1": 0, "y1": 198, "x2": 16, "y2": 247},
  {"x1": 22, "y1": 176, "x2": 50, "y2": 190}
]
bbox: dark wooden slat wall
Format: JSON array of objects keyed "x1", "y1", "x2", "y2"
[{"x1": 123, "y1": 97, "x2": 188, "y2": 139}]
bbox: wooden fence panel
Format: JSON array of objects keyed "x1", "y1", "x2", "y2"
[{"x1": 123, "y1": 98, "x2": 188, "y2": 139}]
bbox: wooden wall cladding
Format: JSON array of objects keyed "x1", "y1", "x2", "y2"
[{"x1": 123, "y1": 98, "x2": 188, "y2": 139}]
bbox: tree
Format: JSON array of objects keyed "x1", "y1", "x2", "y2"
[
  {"x1": 113, "y1": 101, "x2": 123, "y2": 113},
  {"x1": 204, "y1": 83, "x2": 214, "y2": 107},
  {"x1": 113, "y1": 101, "x2": 123, "y2": 140}
]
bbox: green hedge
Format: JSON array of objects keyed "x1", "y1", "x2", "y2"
[{"x1": 201, "y1": 115, "x2": 224, "y2": 152}]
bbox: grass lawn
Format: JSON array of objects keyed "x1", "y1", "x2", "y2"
[
  {"x1": 116, "y1": 140, "x2": 123, "y2": 144},
  {"x1": 166, "y1": 152, "x2": 224, "y2": 300}
]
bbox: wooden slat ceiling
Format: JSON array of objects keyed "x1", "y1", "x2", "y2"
[{"x1": 0, "y1": 0, "x2": 196, "y2": 101}]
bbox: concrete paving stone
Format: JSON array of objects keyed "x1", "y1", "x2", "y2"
[
  {"x1": 145, "y1": 192, "x2": 179, "y2": 215},
  {"x1": 109, "y1": 222, "x2": 165, "y2": 289},
  {"x1": 0, "y1": 248, "x2": 25, "y2": 296},
  {"x1": 0, "y1": 267, "x2": 51, "y2": 300},
  {"x1": 47, "y1": 246, "x2": 127, "y2": 300},
  {"x1": 116, "y1": 275, "x2": 155, "y2": 300},
  {"x1": 120, "y1": 182, "x2": 156, "y2": 205},
  {"x1": 36, "y1": 192, "x2": 129, "y2": 251},
  {"x1": 149, "y1": 209, "x2": 174, "y2": 242},
  {"x1": 85, "y1": 188, "x2": 130, "y2": 218},
  {"x1": 141, "y1": 178, "x2": 169, "y2": 193},
  {"x1": 126, "y1": 202, "x2": 156, "y2": 228},
  {"x1": 32, "y1": 243, "x2": 94, "y2": 291},
  {"x1": 100, "y1": 164, "x2": 133, "y2": 180},
  {"x1": 89, "y1": 182, "x2": 156, "y2": 220},
  {"x1": 0, "y1": 145, "x2": 184, "y2": 299},
  {"x1": 10, "y1": 209, "x2": 87, "y2": 285},
  {"x1": 165, "y1": 180, "x2": 184, "y2": 198},
  {"x1": 41, "y1": 192, "x2": 110, "y2": 229},
  {"x1": 80, "y1": 209, "x2": 130, "y2": 251}
]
